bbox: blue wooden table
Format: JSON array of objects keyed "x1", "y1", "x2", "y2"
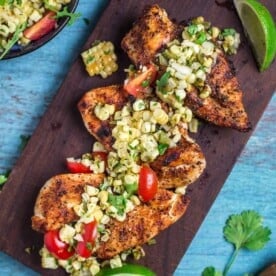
[{"x1": 0, "y1": 1, "x2": 275, "y2": 275}]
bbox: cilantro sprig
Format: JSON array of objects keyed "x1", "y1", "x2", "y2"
[
  {"x1": 202, "y1": 210, "x2": 271, "y2": 276},
  {"x1": 55, "y1": 6, "x2": 81, "y2": 26}
]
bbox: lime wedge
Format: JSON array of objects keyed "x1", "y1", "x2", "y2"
[{"x1": 234, "y1": 0, "x2": 276, "y2": 71}]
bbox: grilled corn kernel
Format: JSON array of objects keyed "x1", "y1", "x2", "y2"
[{"x1": 81, "y1": 41, "x2": 118, "y2": 78}]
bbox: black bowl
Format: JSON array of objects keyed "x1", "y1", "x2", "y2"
[{"x1": 3, "y1": 0, "x2": 79, "y2": 59}]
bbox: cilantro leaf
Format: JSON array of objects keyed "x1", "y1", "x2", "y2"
[
  {"x1": 221, "y1": 28, "x2": 236, "y2": 37},
  {"x1": 156, "y1": 71, "x2": 170, "y2": 94},
  {"x1": 187, "y1": 24, "x2": 198, "y2": 35},
  {"x1": 202, "y1": 267, "x2": 222, "y2": 276},
  {"x1": 223, "y1": 210, "x2": 271, "y2": 251},
  {"x1": 158, "y1": 143, "x2": 168, "y2": 155},
  {"x1": 108, "y1": 194, "x2": 126, "y2": 215},
  {"x1": 55, "y1": 7, "x2": 81, "y2": 26}
]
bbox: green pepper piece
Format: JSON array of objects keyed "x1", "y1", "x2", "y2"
[{"x1": 96, "y1": 264, "x2": 156, "y2": 276}]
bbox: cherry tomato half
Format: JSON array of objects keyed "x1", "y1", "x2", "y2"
[
  {"x1": 76, "y1": 221, "x2": 97, "y2": 258},
  {"x1": 44, "y1": 230, "x2": 74, "y2": 260},
  {"x1": 124, "y1": 64, "x2": 157, "y2": 97},
  {"x1": 23, "y1": 11, "x2": 57, "y2": 41},
  {"x1": 66, "y1": 161, "x2": 91, "y2": 173},
  {"x1": 138, "y1": 165, "x2": 158, "y2": 202}
]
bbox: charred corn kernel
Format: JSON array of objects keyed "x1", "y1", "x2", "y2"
[
  {"x1": 175, "y1": 185, "x2": 187, "y2": 195},
  {"x1": 94, "y1": 103, "x2": 115, "y2": 121},
  {"x1": 59, "y1": 225, "x2": 76, "y2": 244},
  {"x1": 133, "y1": 99, "x2": 146, "y2": 111},
  {"x1": 98, "y1": 190, "x2": 108, "y2": 204},
  {"x1": 188, "y1": 118, "x2": 199, "y2": 133},
  {"x1": 81, "y1": 41, "x2": 118, "y2": 78},
  {"x1": 211, "y1": 26, "x2": 220, "y2": 39},
  {"x1": 85, "y1": 185, "x2": 99, "y2": 196},
  {"x1": 199, "y1": 84, "x2": 212, "y2": 99},
  {"x1": 153, "y1": 108, "x2": 169, "y2": 125},
  {"x1": 93, "y1": 141, "x2": 106, "y2": 152}
]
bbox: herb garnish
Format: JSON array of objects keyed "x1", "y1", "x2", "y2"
[
  {"x1": 108, "y1": 194, "x2": 127, "y2": 215},
  {"x1": 156, "y1": 71, "x2": 170, "y2": 94},
  {"x1": 221, "y1": 28, "x2": 236, "y2": 37},
  {"x1": 158, "y1": 143, "x2": 169, "y2": 155},
  {"x1": 202, "y1": 210, "x2": 271, "y2": 276},
  {"x1": 0, "y1": 22, "x2": 27, "y2": 60},
  {"x1": 55, "y1": 7, "x2": 82, "y2": 26},
  {"x1": 0, "y1": 170, "x2": 10, "y2": 188}
]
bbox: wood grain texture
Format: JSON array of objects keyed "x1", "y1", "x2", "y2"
[{"x1": 0, "y1": 0, "x2": 275, "y2": 275}]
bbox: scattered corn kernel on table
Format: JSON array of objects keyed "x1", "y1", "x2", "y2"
[{"x1": 0, "y1": 1, "x2": 275, "y2": 275}]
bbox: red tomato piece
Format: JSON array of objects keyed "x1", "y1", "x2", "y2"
[
  {"x1": 124, "y1": 64, "x2": 157, "y2": 97},
  {"x1": 138, "y1": 165, "x2": 158, "y2": 202},
  {"x1": 23, "y1": 11, "x2": 57, "y2": 41},
  {"x1": 66, "y1": 161, "x2": 91, "y2": 173},
  {"x1": 76, "y1": 221, "x2": 97, "y2": 258},
  {"x1": 44, "y1": 230, "x2": 74, "y2": 260}
]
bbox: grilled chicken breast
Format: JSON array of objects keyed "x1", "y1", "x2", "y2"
[
  {"x1": 78, "y1": 85, "x2": 206, "y2": 189},
  {"x1": 95, "y1": 189, "x2": 189, "y2": 259},
  {"x1": 121, "y1": 6, "x2": 250, "y2": 131},
  {"x1": 78, "y1": 85, "x2": 129, "y2": 152},
  {"x1": 185, "y1": 53, "x2": 251, "y2": 131},
  {"x1": 121, "y1": 4, "x2": 177, "y2": 67},
  {"x1": 32, "y1": 173, "x2": 104, "y2": 232}
]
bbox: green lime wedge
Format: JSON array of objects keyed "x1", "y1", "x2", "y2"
[{"x1": 234, "y1": 0, "x2": 276, "y2": 72}]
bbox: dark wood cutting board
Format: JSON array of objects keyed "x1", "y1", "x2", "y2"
[{"x1": 0, "y1": 1, "x2": 275, "y2": 275}]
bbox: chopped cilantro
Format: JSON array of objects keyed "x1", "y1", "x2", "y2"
[
  {"x1": 141, "y1": 80, "x2": 150, "y2": 88},
  {"x1": 195, "y1": 31, "x2": 207, "y2": 45},
  {"x1": 158, "y1": 143, "x2": 169, "y2": 155},
  {"x1": 108, "y1": 194, "x2": 126, "y2": 215},
  {"x1": 187, "y1": 24, "x2": 198, "y2": 35},
  {"x1": 156, "y1": 71, "x2": 170, "y2": 94},
  {"x1": 221, "y1": 28, "x2": 236, "y2": 37},
  {"x1": 124, "y1": 182, "x2": 138, "y2": 195}
]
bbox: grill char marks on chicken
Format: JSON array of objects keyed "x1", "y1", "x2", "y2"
[{"x1": 121, "y1": 4, "x2": 178, "y2": 67}]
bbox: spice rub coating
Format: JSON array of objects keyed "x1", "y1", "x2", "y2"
[
  {"x1": 32, "y1": 173, "x2": 104, "y2": 233},
  {"x1": 151, "y1": 128, "x2": 206, "y2": 189},
  {"x1": 185, "y1": 53, "x2": 251, "y2": 131},
  {"x1": 78, "y1": 85, "x2": 129, "y2": 152},
  {"x1": 121, "y1": 4, "x2": 178, "y2": 67},
  {"x1": 95, "y1": 189, "x2": 189, "y2": 259}
]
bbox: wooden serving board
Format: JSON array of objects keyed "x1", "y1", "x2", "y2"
[{"x1": 0, "y1": 1, "x2": 275, "y2": 275}]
